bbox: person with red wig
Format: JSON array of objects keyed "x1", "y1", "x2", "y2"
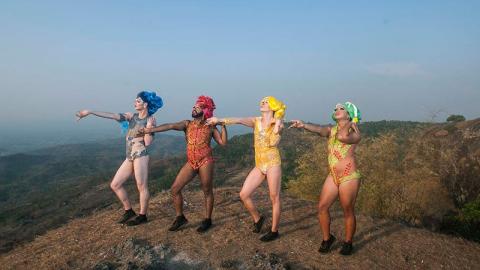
[{"x1": 138, "y1": 96, "x2": 227, "y2": 233}]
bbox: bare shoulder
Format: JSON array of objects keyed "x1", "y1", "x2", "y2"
[{"x1": 326, "y1": 124, "x2": 335, "y2": 137}]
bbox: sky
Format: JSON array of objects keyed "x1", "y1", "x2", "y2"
[{"x1": 1, "y1": 0, "x2": 479, "y2": 137}]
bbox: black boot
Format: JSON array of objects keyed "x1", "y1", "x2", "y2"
[
  {"x1": 260, "y1": 230, "x2": 279, "y2": 242},
  {"x1": 339, "y1": 241, "x2": 353, "y2": 256},
  {"x1": 125, "y1": 214, "x2": 148, "y2": 226},
  {"x1": 196, "y1": 218, "x2": 212, "y2": 233},
  {"x1": 252, "y1": 215, "x2": 265, "y2": 233},
  {"x1": 318, "y1": 234, "x2": 336, "y2": 253},
  {"x1": 168, "y1": 215, "x2": 188, "y2": 231},
  {"x1": 117, "y1": 209, "x2": 136, "y2": 224}
]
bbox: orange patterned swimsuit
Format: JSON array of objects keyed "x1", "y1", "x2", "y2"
[
  {"x1": 186, "y1": 120, "x2": 214, "y2": 170},
  {"x1": 328, "y1": 125, "x2": 361, "y2": 185}
]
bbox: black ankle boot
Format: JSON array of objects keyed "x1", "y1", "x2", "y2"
[
  {"x1": 260, "y1": 230, "x2": 279, "y2": 242},
  {"x1": 339, "y1": 241, "x2": 353, "y2": 256},
  {"x1": 118, "y1": 209, "x2": 136, "y2": 224},
  {"x1": 196, "y1": 218, "x2": 212, "y2": 233},
  {"x1": 318, "y1": 234, "x2": 336, "y2": 253},
  {"x1": 126, "y1": 214, "x2": 148, "y2": 226},
  {"x1": 168, "y1": 215, "x2": 188, "y2": 231},
  {"x1": 252, "y1": 215, "x2": 265, "y2": 233}
]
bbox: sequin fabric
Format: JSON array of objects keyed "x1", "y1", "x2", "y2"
[
  {"x1": 186, "y1": 120, "x2": 214, "y2": 170},
  {"x1": 254, "y1": 117, "x2": 281, "y2": 173}
]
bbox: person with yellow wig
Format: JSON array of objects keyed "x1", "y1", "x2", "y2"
[
  {"x1": 289, "y1": 101, "x2": 361, "y2": 256},
  {"x1": 206, "y1": 96, "x2": 286, "y2": 242}
]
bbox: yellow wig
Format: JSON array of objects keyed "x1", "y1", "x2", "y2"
[{"x1": 263, "y1": 96, "x2": 286, "y2": 119}]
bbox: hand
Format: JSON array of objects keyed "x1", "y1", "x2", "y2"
[
  {"x1": 206, "y1": 117, "x2": 219, "y2": 126},
  {"x1": 288, "y1": 120, "x2": 304, "y2": 129},
  {"x1": 76, "y1": 110, "x2": 90, "y2": 121},
  {"x1": 136, "y1": 127, "x2": 151, "y2": 137},
  {"x1": 350, "y1": 122, "x2": 359, "y2": 133},
  {"x1": 147, "y1": 116, "x2": 156, "y2": 128},
  {"x1": 124, "y1": 112, "x2": 133, "y2": 120}
]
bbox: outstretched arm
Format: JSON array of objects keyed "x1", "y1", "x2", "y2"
[
  {"x1": 140, "y1": 120, "x2": 188, "y2": 135},
  {"x1": 76, "y1": 110, "x2": 132, "y2": 122},
  {"x1": 337, "y1": 122, "x2": 361, "y2": 144},
  {"x1": 212, "y1": 125, "x2": 228, "y2": 146},
  {"x1": 206, "y1": 117, "x2": 255, "y2": 128},
  {"x1": 289, "y1": 120, "x2": 331, "y2": 137}
]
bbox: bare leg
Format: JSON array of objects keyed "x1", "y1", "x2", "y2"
[
  {"x1": 338, "y1": 179, "x2": 360, "y2": 242},
  {"x1": 266, "y1": 166, "x2": 281, "y2": 232},
  {"x1": 110, "y1": 159, "x2": 134, "y2": 210},
  {"x1": 239, "y1": 167, "x2": 265, "y2": 223},
  {"x1": 171, "y1": 163, "x2": 197, "y2": 216},
  {"x1": 133, "y1": 155, "x2": 150, "y2": 215},
  {"x1": 198, "y1": 161, "x2": 214, "y2": 219},
  {"x1": 318, "y1": 175, "x2": 339, "y2": 241}
]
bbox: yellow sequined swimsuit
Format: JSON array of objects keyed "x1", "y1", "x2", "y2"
[
  {"x1": 328, "y1": 125, "x2": 361, "y2": 185},
  {"x1": 254, "y1": 117, "x2": 281, "y2": 174}
]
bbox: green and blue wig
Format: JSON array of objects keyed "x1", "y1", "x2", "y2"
[{"x1": 332, "y1": 101, "x2": 361, "y2": 123}]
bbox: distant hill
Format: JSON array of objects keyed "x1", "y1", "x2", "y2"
[
  {"x1": 0, "y1": 123, "x2": 250, "y2": 157},
  {"x1": 0, "y1": 134, "x2": 185, "y2": 253}
]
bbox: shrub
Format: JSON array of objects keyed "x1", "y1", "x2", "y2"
[{"x1": 447, "y1": 115, "x2": 466, "y2": 122}]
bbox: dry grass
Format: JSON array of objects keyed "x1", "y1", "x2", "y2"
[
  {"x1": 287, "y1": 119, "x2": 480, "y2": 230},
  {"x1": 1, "y1": 178, "x2": 480, "y2": 269}
]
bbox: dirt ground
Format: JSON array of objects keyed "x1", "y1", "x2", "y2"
[{"x1": 1, "y1": 170, "x2": 479, "y2": 270}]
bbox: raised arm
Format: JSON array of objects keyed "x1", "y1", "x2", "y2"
[
  {"x1": 143, "y1": 116, "x2": 156, "y2": 146},
  {"x1": 273, "y1": 118, "x2": 284, "y2": 134},
  {"x1": 289, "y1": 120, "x2": 331, "y2": 137},
  {"x1": 336, "y1": 122, "x2": 361, "y2": 144},
  {"x1": 212, "y1": 125, "x2": 228, "y2": 146},
  {"x1": 76, "y1": 110, "x2": 131, "y2": 122},
  {"x1": 206, "y1": 117, "x2": 255, "y2": 128}
]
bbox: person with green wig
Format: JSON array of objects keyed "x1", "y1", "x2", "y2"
[
  {"x1": 289, "y1": 101, "x2": 362, "y2": 256},
  {"x1": 206, "y1": 96, "x2": 286, "y2": 242}
]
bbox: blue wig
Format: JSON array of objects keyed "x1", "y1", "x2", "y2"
[{"x1": 137, "y1": 91, "x2": 163, "y2": 115}]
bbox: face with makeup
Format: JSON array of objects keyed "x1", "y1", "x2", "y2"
[
  {"x1": 134, "y1": 97, "x2": 148, "y2": 112},
  {"x1": 259, "y1": 97, "x2": 272, "y2": 113},
  {"x1": 334, "y1": 104, "x2": 350, "y2": 121},
  {"x1": 191, "y1": 104, "x2": 204, "y2": 118}
]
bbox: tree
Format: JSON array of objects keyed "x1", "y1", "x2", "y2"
[{"x1": 447, "y1": 115, "x2": 466, "y2": 123}]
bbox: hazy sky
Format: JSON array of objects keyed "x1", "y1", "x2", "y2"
[{"x1": 1, "y1": 0, "x2": 479, "y2": 134}]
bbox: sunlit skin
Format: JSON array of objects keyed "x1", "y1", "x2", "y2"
[
  {"x1": 76, "y1": 97, "x2": 155, "y2": 215},
  {"x1": 206, "y1": 98, "x2": 284, "y2": 233},
  {"x1": 137, "y1": 101, "x2": 227, "y2": 221},
  {"x1": 289, "y1": 104, "x2": 361, "y2": 244}
]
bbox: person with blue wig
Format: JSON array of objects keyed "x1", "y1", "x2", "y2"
[
  {"x1": 289, "y1": 101, "x2": 362, "y2": 255},
  {"x1": 76, "y1": 91, "x2": 163, "y2": 226}
]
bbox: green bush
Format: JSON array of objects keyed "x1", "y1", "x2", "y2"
[
  {"x1": 447, "y1": 115, "x2": 466, "y2": 122},
  {"x1": 441, "y1": 196, "x2": 480, "y2": 242}
]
